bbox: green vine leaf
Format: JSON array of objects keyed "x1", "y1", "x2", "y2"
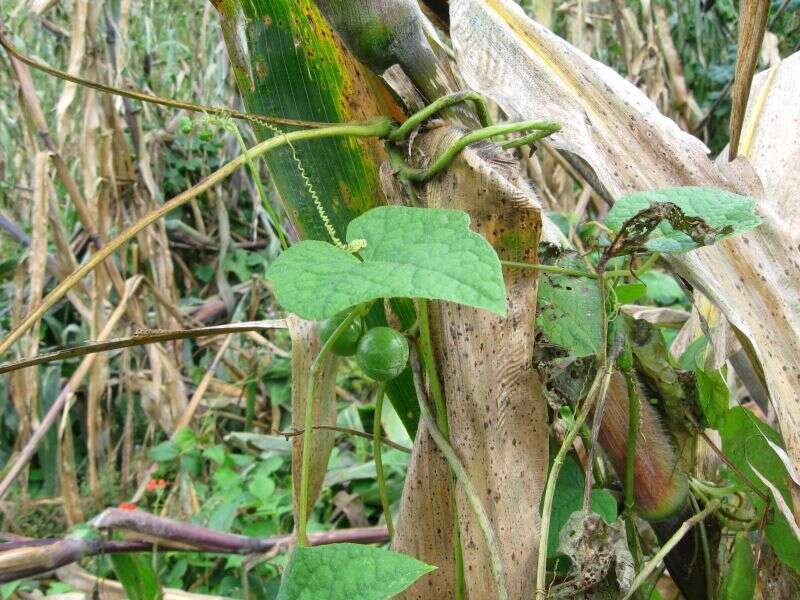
[
  {"x1": 719, "y1": 533, "x2": 756, "y2": 600},
  {"x1": 267, "y1": 206, "x2": 507, "y2": 319},
  {"x1": 537, "y1": 272, "x2": 601, "y2": 358},
  {"x1": 605, "y1": 187, "x2": 760, "y2": 253},
  {"x1": 545, "y1": 454, "x2": 617, "y2": 558},
  {"x1": 276, "y1": 543, "x2": 435, "y2": 600},
  {"x1": 720, "y1": 408, "x2": 800, "y2": 573}
]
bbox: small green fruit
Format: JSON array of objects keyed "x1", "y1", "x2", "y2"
[
  {"x1": 198, "y1": 127, "x2": 214, "y2": 142},
  {"x1": 356, "y1": 327, "x2": 409, "y2": 382},
  {"x1": 320, "y1": 312, "x2": 364, "y2": 356},
  {"x1": 179, "y1": 117, "x2": 193, "y2": 135}
]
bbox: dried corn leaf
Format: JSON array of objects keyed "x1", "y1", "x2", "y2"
[
  {"x1": 451, "y1": 0, "x2": 800, "y2": 484},
  {"x1": 393, "y1": 421, "x2": 456, "y2": 599},
  {"x1": 287, "y1": 316, "x2": 340, "y2": 523},
  {"x1": 409, "y1": 126, "x2": 548, "y2": 599}
]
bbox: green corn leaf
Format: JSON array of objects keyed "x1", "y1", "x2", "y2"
[
  {"x1": 109, "y1": 553, "x2": 163, "y2": 600},
  {"x1": 720, "y1": 533, "x2": 756, "y2": 600},
  {"x1": 215, "y1": 0, "x2": 394, "y2": 242},
  {"x1": 605, "y1": 186, "x2": 760, "y2": 253},
  {"x1": 277, "y1": 543, "x2": 435, "y2": 600},
  {"x1": 267, "y1": 206, "x2": 507, "y2": 319},
  {"x1": 536, "y1": 272, "x2": 601, "y2": 358},
  {"x1": 720, "y1": 408, "x2": 800, "y2": 573},
  {"x1": 544, "y1": 454, "x2": 617, "y2": 558}
]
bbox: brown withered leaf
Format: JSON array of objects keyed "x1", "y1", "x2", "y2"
[
  {"x1": 403, "y1": 126, "x2": 548, "y2": 599},
  {"x1": 392, "y1": 420, "x2": 457, "y2": 599},
  {"x1": 287, "y1": 316, "x2": 340, "y2": 525},
  {"x1": 451, "y1": 0, "x2": 800, "y2": 490}
]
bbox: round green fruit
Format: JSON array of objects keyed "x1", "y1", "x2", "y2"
[
  {"x1": 179, "y1": 117, "x2": 193, "y2": 135},
  {"x1": 319, "y1": 312, "x2": 364, "y2": 357},
  {"x1": 356, "y1": 327, "x2": 409, "y2": 382},
  {"x1": 198, "y1": 127, "x2": 214, "y2": 142}
]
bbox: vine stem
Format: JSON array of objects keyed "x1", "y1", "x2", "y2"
[
  {"x1": 0, "y1": 23, "x2": 327, "y2": 129},
  {"x1": 501, "y1": 260, "x2": 635, "y2": 280},
  {"x1": 410, "y1": 349, "x2": 508, "y2": 600},
  {"x1": 535, "y1": 357, "x2": 617, "y2": 600},
  {"x1": 0, "y1": 119, "x2": 392, "y2": 358},
  {"x1": 298, "y1": 305, "x2": 367, "y2": 546},
  {"x1": 398, "y1": 120, "x2": 560, "y2": 182},
  {"x1": 388, "y1": 90, "x2": 492, "y2": 142},
  {"x1": 416, "y1": 299, "x2": 464, "y2": 599},
  {"x1": 622, "y1": 368, "x2": 645, "y2": 589},
  {"x1": 373, "y1": 383, "x2": 394, "y2": 537},
  {"x1": 620, "y1": 500, "x2": 720, "y2": 600}
]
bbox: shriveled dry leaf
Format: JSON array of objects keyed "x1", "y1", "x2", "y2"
[
  {"x1": 408, "y1": 126, "x2": 548, "y2": 599},
  {"x1": 393, "y1": 420, "x2": 456, "y2": 599},
  {"x1": 451, "y1": 0, "x2": 800, "y2": 486},
  {"x1": 729, "y1": 0, "x2": 770, "y2": 160},
  {"x1": 287, "y1": 316, "x2": 340, "y2": 523},
  {"x1": 619, "y1": 305, "x2": 690, "y2": 327}
]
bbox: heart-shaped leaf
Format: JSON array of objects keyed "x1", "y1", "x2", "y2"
[
  {"x1": 277, "y1": 543, "x2": 435, "y2": 600},
  {"x1": 267, "y1": 206, "x2": 507, "y2": 319}
]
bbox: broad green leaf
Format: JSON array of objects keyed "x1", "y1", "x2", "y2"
[
  {"x1": 694, "y1": 366, "x2": 729, "y2": 429},
  {"x1": 720, "y1": 533, "x2": 756, "y2": 600},
  {"x1": 545, "y1": 454, "x2": 617, "y2": 558},
  {"x1": 276, "y1": 543, "x2": 435, "y2": 600},
  {"x1": 536, "y1": 273, "x2": 601, "y2": 357},
  {"x1": 109, "y1": 553, "x2": 162, "y2": 600},
  {"x1": 614, "y1": 282, "x2": 646, "y2": 304},
  {"x1": 149, "y1": 441, "x2": 178, "y2": 462},
  {"x1": 605, "y1": 187, "x2": 760, "y2": 253},
  {"x1": 268, "y1": 206, "x2": 507, "y2": 320},
  {"x1": 720, "y1": 408, "x2": 800, "y2": 573},
  {"x1": 640, "y1": 271, "x2": 685, "y2": 305}
]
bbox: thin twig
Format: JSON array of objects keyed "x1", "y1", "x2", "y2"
[
  {"x1": 0, "y1": 119, "x2": 392, "y2": 358},
  {"x1": 0, "y1": 320, "x2": 287, "y2": 374},
  {"x1": 281, "y1": 425, "x2": 410, "y2": 454},
  {"x1": 0, "y1": 22, "x2": 330, "y2": 129},
  {"x1": 621, "y1": 500, "x2": 720, "y2": 600}
]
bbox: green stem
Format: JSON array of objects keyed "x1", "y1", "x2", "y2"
[
  {"x1": 298, "y1": 305, "x2": 367, "y2": 546},
  {"x1": 0, "y1": 25, "x2": 329, "y2": 129},
  {"x1": 503, "y1": 259, "x2": 640, "y2": 281},
  {"x1": 621, "y1": 500, "x2": 720, "y2": 600},
  {"x1": 409, "y1": 350, "x2": 508, "y2": 600},
  {"x1": 388, "y1": 90, "x2": 493, "y2": 142},
  {"x1": 622, "y1": 368, "x2": 644, "y2": 576},
  {"x1": 501, "y1": 260, "x2": 596, "y2": 279},
  {"x1": 373, "y1": 383, "x2": 394, "y2": 538},
  {"x1": 634, "y1": 252, "x2": 661, "y2": 277},
  {"x1": 398, "y1": 120, "x2": 560, "y2": 182},
  {"x1": 228, "y1": 121, "x2": 289, "y2": 250},
  {"x1": 691, "y1": 494, "x2": 714, "y2": 599},
  {"x1": 417, "y1": 300, "x2": 448, "y2": 437},
  {"x1": 416, "y1": 299, "x2": 463, "y2": 599},
  {"x1": 500, "y1": 128, "x2": 556, "y2": 150},
  {"x1": 581, "y1": 268, "x2": 610, "y2": 509},
  {"x1": 0, "y1": 119, "x2": 392, "y2": 358},
  {"x1": 536, "y1": 360, "x2": 615, "y2": 599}
]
